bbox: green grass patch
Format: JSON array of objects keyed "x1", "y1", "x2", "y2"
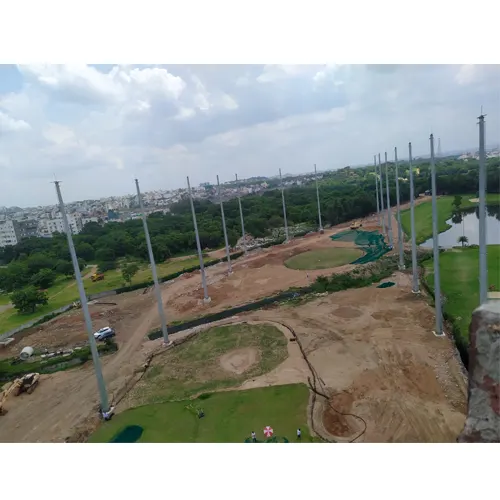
[
  {"x1": 284, "y1": 248, "x2": 363, "y2": 270},
  {"x1": 129, "y1": 323, "x2": 289, "y2": 406},
  {"x1": 401, "y1": 194, "x2": 500, "y2": 244},
  {"x1": 423, "y1": 245, "x2": 500, "y2": 343},
  {"x1": 0, "y1": 295, "x2": 11, "y2": 306},
  {"x1": 0, "y1": 255, "x2": 212, "y2": 335},
  {"x1": 89, "y1": 384, "x2": 314, "y2": 443}
]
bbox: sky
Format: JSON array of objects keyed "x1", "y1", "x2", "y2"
[{"x1": 0, "y1": 64, "x2": 499, "y2": 208}]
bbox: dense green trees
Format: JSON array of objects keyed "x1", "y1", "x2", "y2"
[
  {"x1": 0, "y1": 156, "x2": 497, "y2": 299},
  {"x1": 10, "y1": 286, "x2": 49, "y2": 314}
]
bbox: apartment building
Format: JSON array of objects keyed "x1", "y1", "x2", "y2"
[
  {"x1": 38, "y1": 214, "x2": 83, "y2": 237},
  {"x1": 0, "y1": 220, "x2": 21, "y2": 247},
  {"x1": 17, "y1": 219, "x2": 39, "y2": 239}
]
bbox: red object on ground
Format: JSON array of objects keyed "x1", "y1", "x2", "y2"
[{"x1": 263, "y1": 426, "x2": 274, "y2": 438}]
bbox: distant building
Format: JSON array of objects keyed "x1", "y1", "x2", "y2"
[
  {"x1": 38, "y1": 214, "x2": 83, "y2": 237},
  {"x1": 17, "y1": 219, "x2": 39, "y2": 239},
  {"x1": 0, "y1": 220, "x2": 21, "y2": 247}
]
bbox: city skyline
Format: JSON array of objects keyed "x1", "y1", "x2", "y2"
[{"x1": 1, "y1": 64, "x2": 499, "y2": 207}]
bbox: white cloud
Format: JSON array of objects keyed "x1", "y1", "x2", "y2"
[
  {"x1": 0, "y1": 110, "x2": 30, "y2": 132},
  {"x1": 0, "y1": 64, "x2": 499, "y2": 206},
  {"x1": 455, "y1": 65, "x2": 477, "y2": 85}
]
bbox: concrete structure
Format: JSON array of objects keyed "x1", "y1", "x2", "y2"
[
  {"x1": 38, "y1": 214, "x2": 83, "y2": 237},
  {"x1": 0, "y1": 220, "x2": 20, "y2": 247},
  {"x1": 458, "y1": 301, "x2": 500, "y2": 443},
  {"x1": 17, "y1": 219, "x2": 39, "y2": 239}
]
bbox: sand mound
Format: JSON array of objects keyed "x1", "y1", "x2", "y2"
[
  {"x1": 333, "y1": 306, "x2": 360, "y2": 319},
  {"x1": 219, "y1": 348, "x2": 259, "y2": 374}
]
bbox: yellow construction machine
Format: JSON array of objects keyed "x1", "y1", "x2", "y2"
[
  {"x1": 350, "y1": 220, "x2": 362, "y2": 230},
  {"x1": 0, "y1": 373, "x2": 40, "y2": 416},
  {"x1": 91, "y1": 273, "x2": 105, "y2": 282}
]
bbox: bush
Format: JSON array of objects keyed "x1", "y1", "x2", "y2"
[
  {"x1": 98, "y1": 261, "x2": 117, "y2": 273},
  {"x1": 0, "y1": 341, "x2": 118, "y2": 381}
]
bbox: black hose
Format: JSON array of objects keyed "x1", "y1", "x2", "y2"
[{"x1": 276, "y1": 321, "x2": 367, "y2": 443}]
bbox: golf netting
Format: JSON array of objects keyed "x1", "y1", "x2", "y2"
[{"x1": 330, "y1": 230, "x2": 390, "y2": 264}]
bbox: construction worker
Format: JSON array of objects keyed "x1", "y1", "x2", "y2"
[{"x1": 251, "y1": 431, "x2": 257, "y2": 443}]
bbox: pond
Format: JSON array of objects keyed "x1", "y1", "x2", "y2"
[{"x1": 421, "y1": 205, "x2": 500, "y2": 249}]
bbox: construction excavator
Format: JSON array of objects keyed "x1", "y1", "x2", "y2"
[
  {"x1": 350, "y1": 220, "x2": 362, "y2": 230},
  {"x1": 0, "y1": 373, "x2": 40, "y2": 416}
]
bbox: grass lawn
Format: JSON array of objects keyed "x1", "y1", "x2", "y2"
[
  {"x1": 423, "y1": 245, "x2": 500, "y2": 342},
  {"x1": 89, "y1": 384, "x2": 314, "y2": 443},
  {"x1": 401, "y1": 194, "x2": 500, "y2": 244},
  {"x1": 284, "y1": 248, "x2": 363, "y2": 270},
  {"x1": 0, "y1": 254, "x2": 212, "y2": 335},
  {"x1": 127, "y1": 323, "x2": 289, "y2": 406}
]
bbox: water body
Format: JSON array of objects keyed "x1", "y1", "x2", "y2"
[{"x1": 421, "y1": 205, "x2": 500, "y2": 249}]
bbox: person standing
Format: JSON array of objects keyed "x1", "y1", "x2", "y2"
[
  {"x1": 296, "y1": 428, "x2": 301, "y2": 440},
  {"x1": 251, "y1": 431, "x2": 256, "y2": 443}
]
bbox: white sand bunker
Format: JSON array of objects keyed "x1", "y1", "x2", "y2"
[{"x1": 219, "y1": 348, "x2": 260, "y2": 374}]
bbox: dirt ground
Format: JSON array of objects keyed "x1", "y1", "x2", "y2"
[
  {"x1": 0, "y1": 221, "x2": 368, "y2": 358},
  {"x1": 219, "y1": 348, "x2": 259, "y2": 375},
  {"x1": 239, "y1": 273, "x2": 467, "y2": 442},
  {"x1": 1, "y1": 198, "x2": 460, "y2": 443}
]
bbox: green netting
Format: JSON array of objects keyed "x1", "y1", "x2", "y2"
[
  {"x1": 109, "y1": 425, "x2": 144, "y2": 443},
  {"x1": 377, "y1": 281, "x2": 395, "y2": 288},
  {"x1": 330, "y1": 229, "x2": 390, "y2": 264}
]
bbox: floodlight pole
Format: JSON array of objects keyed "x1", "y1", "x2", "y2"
[
  {"x1": 378, "y1": 153, "x2": 386, "y2": 237},
  {"x1": 314, "y1": 164, "x2": 324, "y2": 233},
  {"x1": 235, "y1": 174, "x2": 247, "y2": 255},
  {"x1": 394, "y1": 147, "x2": 405, "y2": 269},
  {"x1": 478, "y1": 113, "x2": 488, "y2": 305},
  {"x1": 374, "y1": 155, "x2": 381, "y2": 228},
  {"x1": 135, "y1": 179, "x2": 169, "y2": 345},
  {"x1": 279, "y1": 168, "x2": 289, "y2": 242},
  {"x1": 430, "y1": 134, "x2": 444, "y2": 335},
  {"x1": 384, "y1": 152, "x2": 394, "y2": 247},
  {"x1": 187, "y1": 176, "x2": 210, "y2": 302},
  {"x1": 217, "y1": 175, "x2": 232, "y2": 275},
  {"x1": 408, "y1": 142, "x2": 420, "y2": 293},
  {"x1": 53, "y1": 180, "x2": 109, "y2": 413}
]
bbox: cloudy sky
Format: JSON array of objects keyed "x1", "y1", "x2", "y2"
[{"x1": 0, "y1": 64, "x2": 498, "y2": 208}]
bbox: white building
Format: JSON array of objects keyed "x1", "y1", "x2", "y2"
[
  {"x1": 0, "y1": 220, "x2": 20, "y2": 247},
  {"x1": 38, "y1": 214, "x2": 83, "y2": 237}
]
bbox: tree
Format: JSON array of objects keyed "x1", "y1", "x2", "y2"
[
  {"x1": 75, "y1": 242, "x2": 95, "y2": 261},
  {"x1": 121, "y1": 263, "x2": 140, "y2": 285},
  {"x1": 55, "y1": 260, "x2": 74, "y2": 277},
  {"x1": 457, "y1": 235, "x2": 468, "y2": 248},
  {"x1": 30, "y1": 268, "x2": 57, "y2": 289},
  {"x1": 98, "y1": 261, "x2": 117, "y2": 273},
  {"x1": 452, "y1": 195, "x2": 463, "y2": 209},
  {"x1": 95, "y1": 247, "x2": 115, "y2": 262},
  {"x1": 10, "y1": 286, "x2": 49, "y2": 314}
]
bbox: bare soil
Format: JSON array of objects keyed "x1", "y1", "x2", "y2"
[
  {"x1": 0, "y1": 223, "x2": 364, "y2": 359},
  {"x1": 219, "y1": 348, "x2": 259, "y2": 375},
  {"x1": 0, "y1": 205, "x2": 466, "y2": 443},
  {"x1": 240, "y1": 273, "x2": 467, "y2": 443}
]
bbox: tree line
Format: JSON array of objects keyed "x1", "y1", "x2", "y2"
[{"x1": 0, "y1": 156, "x2": 497, "y2": 314}]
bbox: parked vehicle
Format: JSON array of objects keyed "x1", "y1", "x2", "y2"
[{"x1": 93, "y1": 326, "x2": 116, "y2": 341}]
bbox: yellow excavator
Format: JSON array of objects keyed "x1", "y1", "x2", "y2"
[
  {"x1": 350, "y1": 220, "x2": 362, "y2": 230},
  {"x1": 91, "y1": 273, "x2": 105, "y2": 282},
  {"x1": 0, "y1": 373, "x2": 40, "y2": 416}
]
